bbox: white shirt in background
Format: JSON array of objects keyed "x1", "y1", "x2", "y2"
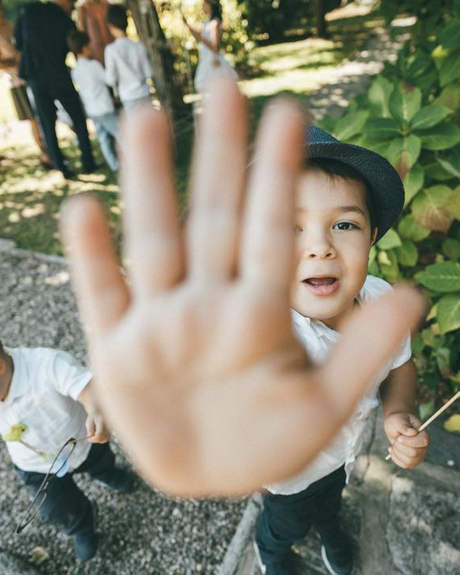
[
  {"x1": 104, "y1": 37, "x2": 152, "y2": 103},
  {"x1": 0, "y1": 347, "x2": 92, "y2": 474},
  {"x1": 265, "y1": 275, "x2": 412, "y2": 495},
  {"x1": 71, "y1": 57, "x2": 115, "y2": 117}
]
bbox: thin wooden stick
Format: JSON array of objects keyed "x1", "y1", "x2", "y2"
[{"x1": 385, "y1": 389, "x2": 460, "y2": 461}]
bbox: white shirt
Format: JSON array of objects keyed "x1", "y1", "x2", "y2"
[
  {"x1": 0, "y1": 348, "x2": 92, "y2": 474},
  {"x1": 105, "y1": 37, "x2": 152, "y2": 103},
  {"x1": 71, "y1": 57, "x2": 115, "y2": 117},
  {"x1": 265, "y1": 276, "x2": 412, "y2": 495}
]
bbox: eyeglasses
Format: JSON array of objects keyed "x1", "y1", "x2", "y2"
[{"x1": 15, "y1": 436, "x2": 90, "y2": 534}]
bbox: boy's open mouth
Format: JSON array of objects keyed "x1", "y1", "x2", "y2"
[{"x1": 302, "y1": 276, "x2": 339, "y2": 296}]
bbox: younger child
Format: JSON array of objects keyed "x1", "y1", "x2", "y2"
[
  {"x1": 68, "y1": 29, "x2": 120, "y2": 172},
  {"x1": 0, "y1": 342, "x2": 134, "y2": 562},
  {"x1": 104, "y1": 4, "x2": 153, "y2": 113},
  {"x1": 254, "y1": 127, "x2": 430, "y2": 575}
]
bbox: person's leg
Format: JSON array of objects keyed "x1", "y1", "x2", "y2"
[
  {"x1": 92, "y1": 115, "x2": 119, "y2": 172},
  {"x1": 56, "y1": 81, "x2": 95, "y2": 171},
  {"x1": 27, "y1": 79, "x2": 65, "y2": 172},
  {"x1": 312, "y1": 466, "x2": 353, "y2": 575},
  {"x1": 75, "y1": 442, "x2": 134, "y2": 492},
  {"x1": 14, "y1": 465, "x2": 94, "y2": 534},
  {"x1": 255, "y1": 488, "x2": 314, "y2": 567}
]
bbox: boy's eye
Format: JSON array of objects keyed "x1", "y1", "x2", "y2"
[{"x1": 333, "y1": 222, "x2": 358, "y2": 231}]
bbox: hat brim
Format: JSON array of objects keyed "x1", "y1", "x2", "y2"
[{"x1": 307, "y1": 142, "x2": 404, "y2": 241}]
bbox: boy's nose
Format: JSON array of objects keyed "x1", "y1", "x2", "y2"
[{"x1": 301, "y1": 234, "x2": 336, "y2": 260}]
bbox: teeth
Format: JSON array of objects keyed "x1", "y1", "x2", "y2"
[{"x1": 306, "y1": 278, "x2": 335, "y2": 286}]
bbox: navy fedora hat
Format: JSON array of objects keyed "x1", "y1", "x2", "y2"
[{"x1": 305, "y1": 126, "x2": 405, "y2": 241}]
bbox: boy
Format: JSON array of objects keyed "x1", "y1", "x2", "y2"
[
  {"x1": 0, "y1": 342, "x2": 134, "y2": 563},
  {"x1": 253, "y1": 127, "x2": 430, "y2": 575},
  {"x1": 59, "y1": 80, "x2": 425, "y2": 504},
  {"x1": 67, "y1": 29, "x2": 120, "y2": 173},
  {"x1": 104, "y1": 4, "x2": 153, "y2": 113}
]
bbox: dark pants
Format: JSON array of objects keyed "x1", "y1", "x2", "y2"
[
  {"x1": 14, "y1": 443, "x2": 119, "y2": 537},
  {"x1": 27, "y1": 75, "x2": 95, "y2": 172},
  {"x1": 256, "y1": 466, "x2": 346, "y2": 565}
]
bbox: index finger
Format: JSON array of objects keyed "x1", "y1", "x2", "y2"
[{"x1": 397, "y1": 431, "x2": 430, "y2": 449}]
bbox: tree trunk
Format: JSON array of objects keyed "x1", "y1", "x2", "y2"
[
  {"x1": 127, "y1": 0, "x2": 189, "y2": 118},
  {"x1": 314, "y1": 0, "x2": 329, "y2": 39}
]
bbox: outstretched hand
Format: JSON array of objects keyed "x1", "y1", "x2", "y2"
[{"x1": 61, "y1": 79, "x2": 425, "y2": 497}]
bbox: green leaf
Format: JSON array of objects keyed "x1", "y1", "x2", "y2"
[
  {"x1": 368, "y1": 75, "x2": 394, "y2": 118},
  {"x1": 411, "y1": 104, "x2": 451, "y2": 131},
  {"x1": 377, "y1": 249, "x2": 400, "y2": 281},
  {"x1": 419, "y1": 400, "x2": 435, "y2": 421},
  {"x1": 411, "y1": 333, "x2": 425, "y2": 355},
  {"x1": 424, "y1": 162, "x2": 454, "y2": 182},
  {"x1": 377, "y1": 228, "x2": 402, "y2": 250},
  {"x1": 404, "y1": 164, "x2": 424, "y2": 205},
  {"x1": 440, "y1": 48, "x2": 460, "y2": 86},
  {"x1": 398, "y1": 214, "x2": 431, "y2": 241},
  {"x1": 389, "y1": 83, "x2": 422, "y2": 123},
  {"x1": 436, "y1": 84, "x2": 460, "y2": 111},
  {"x1": 363, "y1": 118, "x2": 401, "y2": 141},
  {"x1": 442, "y1": 238, "x2": 460, "y2": 261},
  {"x1": 334, "y1": 111, "x2": 370, "y2": 141},
  {"x1": 438, "y1": 295, "x2": 460, "y2": 333},
  {"x1": 396, "y1": 239, "x2": 418, "y2": 266},
  {"x1": 439, "y1": 19, "x2": 460, "y2": 49},
  {"x1": 436, "y1": 148, "x2": 460, "y2": 179},
  {"x1": 420, "y1": 123, "x2": 460, "y2": 150},
  {"x1": 415, "y1": 261, "x2": 460, "y2": 292},
  {"x1": 411, "y1": 185, "x2": 453, "y2": 232},
  {"x1": 449, "y1": 185, "x2": 460, "y2": 220},
  {"x1": 387, "y1": 135, "x2": 421, "y2": 177}
]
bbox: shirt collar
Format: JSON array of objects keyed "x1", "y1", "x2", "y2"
[{"x1": 2, "y1": 348, "x2": 28, "y2": 406}]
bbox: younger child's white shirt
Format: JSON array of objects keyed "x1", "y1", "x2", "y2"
[
  {"x1": 71, "y1": 57, "x2": 115, "y2": 117},
  {"x1": 104, "y1": 37, "x2": 152, "y2": 103},
  {"x1": 265, "y1": 275, "x2": 411, "y2": 495},
  {"x1": 0, "y1": 347, "x2": 92, "y2": 474}
]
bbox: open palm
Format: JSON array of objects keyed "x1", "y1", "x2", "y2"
[{"x1": 61, "y1": 79, "x2": 424, "y2": 496}]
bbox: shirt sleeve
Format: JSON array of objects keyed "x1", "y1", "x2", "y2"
[
  {"x1": 104, "y1": 45, "x2": 117, "y2": 87},
  {"x1": 48, "y1": 350, "x2": 92, "y2": 401}
]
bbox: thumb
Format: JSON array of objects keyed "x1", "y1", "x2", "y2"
[{"x1": 318, "y1": 286, "x2": 425, "y2": 424}]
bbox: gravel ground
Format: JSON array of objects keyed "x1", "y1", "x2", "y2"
[{"x1": 0, "y1": 248, "x2": 247, "y2": 574}]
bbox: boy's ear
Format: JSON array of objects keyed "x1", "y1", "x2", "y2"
[
  {"x1": 370, "y1": 227, "x2": 378, "y2": 246},
  {"x1": 0, "y1": 359, "x2": 6, "y2": 376}
]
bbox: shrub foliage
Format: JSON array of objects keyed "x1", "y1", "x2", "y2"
[{"x1": 322, "y1": 1, "x2": 460, "y2": 416}]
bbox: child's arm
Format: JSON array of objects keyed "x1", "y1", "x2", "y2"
[
  {"x1": 77, "y1": 382, "x2": 111, "y2": 444},
  {"x1": 60, "y1": 78, "x2": 425, "y2": 497},
  {"x1": 380, "y1": 359, "x2": 430, "y2": 469},
  {"x1": 104, "y1": 46, "x2": 117, "y2": 89}
]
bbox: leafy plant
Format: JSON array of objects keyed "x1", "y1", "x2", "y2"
[{"x1": 323, "y1": 6, "x2": 460, "y2": 417}]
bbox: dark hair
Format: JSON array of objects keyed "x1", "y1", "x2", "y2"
[
  {"x1": 67, "y1": 30, "x2": 90, "y2": 56},
  {"x1": 305, "y1": 157, "x2": 377, "y2": 234},
  {"x1": 107, "y1": 4, "x2": 128, "y2": 32},
  {"x1": 205, "y1": 0, "x2": 222, "y2": 22},
  {"x1": 0, "y1": 340, "x2": 5, "y2": 358}
]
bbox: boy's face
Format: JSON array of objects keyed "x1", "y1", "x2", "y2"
[{"x1": 291, "y1": 167, "x2": 377, "y2": 331}]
